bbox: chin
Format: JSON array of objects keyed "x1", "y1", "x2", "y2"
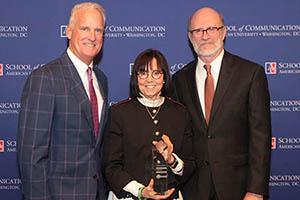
[
  {"x1": 83, "y1": 52, "x2": 98, "y2": 59},
  {"x1": 144, "y1": 93, "x2": 160, "y2": 99},
  {"x1": 199, "y1": 46, "x2": 222, "y2": 57},
  {"x1": 199, "y1": 51, "x2": 217, "y2": 57}
]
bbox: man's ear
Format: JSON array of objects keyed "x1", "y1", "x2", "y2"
[
  {"x1": 222, "y1": 27, "x2": 227, "y2": 40},
  {"x1": 66, "y1": 25, "x2": 72, "y2": 40},
  {"x1": 187, "y1": 32, "x2": 192, "y2": 42}
]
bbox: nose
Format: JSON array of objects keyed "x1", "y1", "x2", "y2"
[
  {"x1": 146, "y1": 72, "x2": 154, "y2": 82},
  {"x1": 88, "y1": 30, "x2": 96, "y2": 41},
  {"x1": 201, "y1": 30, "x2": 210, "y2": 40}
]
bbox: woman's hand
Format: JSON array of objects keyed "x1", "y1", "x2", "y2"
[
  {"x1": 142, "y1": 179, "x2": 175, "y2": 199},
  {"x1": 152, "y1": 134, "x2": 175, "y2": 165}
]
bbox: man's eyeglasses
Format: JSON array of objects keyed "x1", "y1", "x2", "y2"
[
  {"x1": 137, "y1": 70, "x2": 163, "y2": 80},
  {"x1": 189, "y1": 26, "x2": 224, "y2": 37}
]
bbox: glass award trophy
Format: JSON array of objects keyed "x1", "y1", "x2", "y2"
[{"x1": 152, "y1": 131, "x2": 168, "y2": 194}]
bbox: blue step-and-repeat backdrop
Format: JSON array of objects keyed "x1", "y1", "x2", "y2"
[{"x1": 1, "y1": 0, "x2": 300, "y2": 199}]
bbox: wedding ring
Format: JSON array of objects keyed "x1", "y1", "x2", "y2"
[{"x1": 163, "y1": 145, "x2": 168, "y2": 151}]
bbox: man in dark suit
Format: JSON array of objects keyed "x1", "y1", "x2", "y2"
[
  {"x1": 173, "y1": 7, "x2": 271, "y2": 200},
  {"x1": 17, "y1": 2, "x2": 108, "y2": 200}
]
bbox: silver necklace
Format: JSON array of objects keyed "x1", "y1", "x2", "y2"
[
  {"x1": 145, "y1": 106, "x2": 162, "y2": 124},
  {"x1": 138, "y1": 95, "x2": 164, "y2": 125}
]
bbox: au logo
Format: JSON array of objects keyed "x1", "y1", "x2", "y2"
[
  {"x1": 271, "y1": 137, "x2": 276, "y2": 150},
  {"x1": 0, "y1": 139, "x2": 4, "y2": 152},
  {"x1": 265, "y1": 62, "x2": 277, "y2": 74},
  {"x1": 60, "y1": 25, "x2": 67, "y2": 38},
  {"x1": 0, "y1": 64, "x2": 3, "y2": 76}
]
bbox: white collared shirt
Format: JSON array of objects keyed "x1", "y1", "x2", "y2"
[
  {"x1": 67, "y1": 48, "x2": 103, "y2": 121},
  {"x1": 195, "y1": 50, "x2": 224, "y2": 118}
]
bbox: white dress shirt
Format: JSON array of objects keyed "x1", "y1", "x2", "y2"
[
  {"x1": 67, "y1": 48, "x2": 103, "y2": 122},
  {"x1": 195, "y1": 50, "x2": 224, "y2": 118}
]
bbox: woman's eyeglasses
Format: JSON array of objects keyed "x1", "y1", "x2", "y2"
[{"x1": 137, "y1": 70, "x2": 163, "y2": 80}]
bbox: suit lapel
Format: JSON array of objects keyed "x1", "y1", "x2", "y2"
[
  {"x1": 210, "y1": 51, "x2": 235, "y2": 123},
  {"x1": 186, "y1": 62, "x2": 207, "y2": 130},
  {"x1": 93, "y1": 66, "x2": 107, "y2": 144},
  {"x1": 60, "y1": 53, "x2": 94, "y2": 132},
  {"x1": 93, "y1": 66, "x2": 106, "y2": 105}
]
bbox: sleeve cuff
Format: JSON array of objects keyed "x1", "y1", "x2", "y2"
[
  {"x1": 170, "y1": 153, "x2": 184, "y2": 176},
  {"x1": 123, "y1": 180, "x2": 145, "y2": 197}
]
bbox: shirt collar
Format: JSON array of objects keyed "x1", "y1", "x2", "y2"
[
  {"x1": 67, "y1": 48, "x2": 93, "y2": 75},
  {"x1": 197, "y1": 49, "x2": 224, "y2": 74},
  {"x1": 137, "y1": 93, "x2": 165, "y2": 107}
]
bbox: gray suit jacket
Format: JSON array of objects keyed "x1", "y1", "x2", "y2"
[{"x1": 17, "y1": 52, "x2": 108, "y2": 200}]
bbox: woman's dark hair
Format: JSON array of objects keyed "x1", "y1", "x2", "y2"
[{"x1": 130, "y1": 48, "x2": 172, "y2": 98}]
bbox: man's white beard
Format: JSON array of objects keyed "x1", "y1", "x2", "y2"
[{"x1": 192, "y1": 40, "x2": 223, "y2": 58}]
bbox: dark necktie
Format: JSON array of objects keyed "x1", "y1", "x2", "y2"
[
  {"x1": 204, "y1": 64, "x2": 214, "y2": 125},
  {"x1": 87, "y1": 67, "x2": 99, "y2": 137}
]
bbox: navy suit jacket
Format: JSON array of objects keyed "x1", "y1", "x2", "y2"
[
  {"x1": 17, "y1": 52, "x2": 108, "y2": 200},
  {"x1": 173, "y1": 51, "x2": 271, "y2": 200}
]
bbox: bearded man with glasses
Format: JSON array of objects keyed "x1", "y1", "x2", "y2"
[{"x1": 173, "y1": 7, "x2": 271, "y2": 200}]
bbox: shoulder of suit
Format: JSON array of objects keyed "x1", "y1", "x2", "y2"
[
  {"x1": 225, "y1": 51, "x2": 261, "y2": 69},
  {"x1": 110, "y1": 98, "x2": 133, "y2": 108},
  {"x1": 165, "y1": 97, "x2": 186, "y2": 108},
  {"x1": 173, "y1": 60, "x2": 197, "y2": 76},
  {"x1": 28, "y1": 56, "x2": 63, "y2": 78}
]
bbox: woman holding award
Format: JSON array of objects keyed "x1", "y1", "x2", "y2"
[{"x1": 103, "y1": 49, "x2": 195, "y2": 200}]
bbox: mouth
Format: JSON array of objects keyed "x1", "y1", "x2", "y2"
[
  {"x1": 199, "y1": 42, "x2": 213, "y2": 46},
  {"x1": 144, "y1": 85, "x2": 157, "y2": 88},
  {"x1": 83, "y1": 42, "x2": 97, "y2": 47}
]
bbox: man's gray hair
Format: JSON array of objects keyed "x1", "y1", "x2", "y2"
[{"x1": 68, "y1": 2, "x2": 106, "y2": 27}]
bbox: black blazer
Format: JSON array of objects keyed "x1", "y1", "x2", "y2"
[
  {"x1": 17, "y1": 52, "x2": 108, "y2": 200},
  {"x1": 172, "y1": 51, "x2": 271, "y2": 200},
  {"x1": 103, "y1": 98, "x2": 195, "y2": 199}
]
